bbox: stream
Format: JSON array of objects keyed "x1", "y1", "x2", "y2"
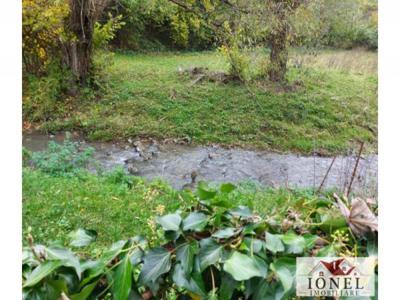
[{"x1": 23, "y1": 131, "x2": 378, "y2": 196}]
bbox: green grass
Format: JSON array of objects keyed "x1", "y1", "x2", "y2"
[
  {"x1": 26, "y1": 49, "x2": 377, "y2": 155},
  {"x1": 23, "y1": 168, "x2": 322, "y2": 249}
]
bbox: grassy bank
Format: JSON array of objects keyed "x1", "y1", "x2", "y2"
[
  {"x1": 23, "y1": 168, "x2": 321, "y2": 248},
  {"x1": 24, "y1": 49, "x2": 377, "y2": 155}
]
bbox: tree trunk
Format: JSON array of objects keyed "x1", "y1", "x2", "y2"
[
  {"x1": 268, "y1": 26, "x2": 289, "y2": 82},
  {"x1": 63, "y1": 0, "x2": 110, "y2": 86},
  {"x1": 65, "y1": 0, "x2": 95, "y2": 85},
  {"x1": 266, "y1": 0, "x2": 303, "y2": 83}
]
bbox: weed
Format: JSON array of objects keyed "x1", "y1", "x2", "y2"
[{"x1": 29, "y1": 134, "x2": 95, "y2": 176}]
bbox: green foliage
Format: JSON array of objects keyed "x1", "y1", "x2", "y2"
[
  {"x1": 22, "y1": 181, "x2": 377, "y2": 299},
  {"x1": 22, "y1": 0, "x2": 70, "y2": 74},
  {"x1": 108, "y1": 0, "x2": 214, "y2": 51},
  {"x1": 218, "y1": 44, "x2": 250, "y2": 82},
  {"x1": 293, "y1": 0, "x2": 378, "y2": 49},
  {"x1": 28, "y1": 135, "x2": 94, "y2": 176},
  {"x1": 93, "y1": 14, "x2": 125, "y2": 50},
  {"x1": 23, "y1": 64, "x2": 73, "y2": 122}
]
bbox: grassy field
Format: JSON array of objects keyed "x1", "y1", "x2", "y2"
[
  {"x1": 22, "y1": 168, "x2": 321, "y2": 249},
  {"x1": 25, "y1": 48, "x2": 377, "y2": 155}
]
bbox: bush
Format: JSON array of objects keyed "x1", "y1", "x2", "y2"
[
  {"x1": 22, "y1": 182, "x2": 377, "y2": 299},
  {"x1": 23, "y1": 64, "x2": 73, "y2": 122},
  {"x1": 28, "y1": 134, "x2": 95, "y2": 176},
  {"x1": 22, "y1": 0, "x2": 69, "y2": 75},
  {"x1": 219, "y1": 45, "x2": 250, "y2": 82}
]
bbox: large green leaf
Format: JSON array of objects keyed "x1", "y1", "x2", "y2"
[
  {"x1": 182, "y1": 212, "x2": 208, "y2": 232},
  {"x1": 176, "y1": 242, "x2": 198, "y2": 275},
  {"x1": 212, "y1": 227, "x2": 236, "y2": 239},
  {"x1": 68, "y1": 229, "x2": 97, "y2": 248},
  {"x1": 230, "y1": 206, "x2": 252, "y2": 218},
  {"x1": 270, "y1": 258, "x2": 296, "y2": 294},
  {"x1": 81, "y1": 240, "x2": 127, "y2": 286},
  {"x1": 173, "y1": 265, "x2": 208, "y2": 299},
  {"x1": 280, "y1": 232, "x2": 306, "y2": 254},
  {"x1": 70, "y1": 280, "x2": 99, "y2": 300},
  {"x1": 139, "y1": 247, "x2": 171, "y2": 285},
  {"x1": 219, "y1": 272, "x2": 238, "y2": 300},
  {"x1": 47, "y1": 279, "x2": 68, "y2": 299},
  {"x1": 318, "y1": 208, "x2": 347, "y2": 233},
  {"x1": 223, "y1": 251, "x2": 266, "y2": 281},
  {"x1": 197, "y1": 182, "x2": 217, "y2": 200},
  {"x1": 112, "y1": 255, "x2": 133, "y2": 300},
  {"x1": 198, "y1": 238, "x2": 224, "y2": 271},
  {"x1": 46, "y1": 247, "x2": 82, "y2": 279},
  {"x1": 265, "y1": 232, "x2": 284, "y2": 254},
  {"x1": 220, "y1": 183, "x2": 236, "y2": 193},
  {"x1": 156, "y1": 213, "x2": 182, "y2": 231},
  {"x1": 129, "y1": 248, "x2": 144, "y2": 266},
  {"x1": 101, "y1": 240, "x2": 128, "y2": 263},
  {"x1": 240, "y1": 238, "x2": 265, "y2": 254},
  {"x1": 303, "y1": 234, "x2": 318, "y2": 250},
  {"x1": 23, "y1": 260, "x2": 63, "y2": 287}
]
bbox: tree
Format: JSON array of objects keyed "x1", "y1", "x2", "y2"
[
  {"x1": 64, "y1": 0, "x2": 111, "y2": 85},
  {"x1": 167, "y1": 0, "x2": 307, "y2": 83},
  {"x1": 266, "y1": 0, "x2": 305, "y2": 82}
]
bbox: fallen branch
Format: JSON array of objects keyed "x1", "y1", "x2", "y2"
[
  {"x1": 317, "y1": 156, "x2": 336, "y2": 194},
  {"x1": 346, "y1": 142, "x2": 364, "y2": 197}
]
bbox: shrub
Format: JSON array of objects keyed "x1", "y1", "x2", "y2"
[
  {"x1": 29, "y1": 134, "x2": 95, "y2": 176},
  {"x1": 22, "y1": 0, "x2": 70, "y2": 75},
  {"x1": 219, "y1": 45, "x2": 250, "y2": 82},
  {"x1": 23, "y1": 64, "x2": 73, "y2": 122},
  {"x1": 22, "y1": 183, "x2": 377, "y2": 299}
]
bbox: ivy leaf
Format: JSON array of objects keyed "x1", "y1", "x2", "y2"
[
  {"x1": 280, "y1": 231, "x2": 306, "y2": 254},
  {"x1": 240, "y1": 238, "x2": 265, "y2": 254},
  {"x1": 186, "y1": 272, "x2": 208, "y2": 299},
  {"x1": 176, "y1": 242, "x2": 198, "y2": 275},
  {"x1": 139, "y1": 247, "x2": 171, "y2": 285},
  {"x1": 198, "y1": 238, "x2": 223, "y2": 271},
  {"x1": 270, "y1": 257, "x2": 296, "y2": 293},
  {"x1": 223, "y1": 252, "x2": 266, "y2": 281},
  {"x1": 81, "y1": 240, "x2": 127, "y2": 286},
  {"x1": 156, "y1": 213, "x2": 182, "y2": 231},
  {"x1": 219, "y1": 272, "x2": 238, "y2": 300},
  {"x1": 319, "y1": 208, "x2": 348, "y2": 233},
  {"x1": 112, "y1": 255, "x2": 133, "y2": 300},
  {"x1": 212, "y1": 227, "x2": 236, "y2": 239},
  {"x1": 230, "y1": 206, "x2": 252, "y2": 218},
  {"x1": 70, "y1": 280, "x2": 99, "y2": 300},
  {"x1": 303, "y1": 234, "x2": 318, "y2": 250},
  {"x1": 172, "y1": 264, "x2": 189, "y2": 288},
  {"x1": 68, "y1": 229, "x2": 97, "y2": 248},
  {"x1": 183, "y1": 212, "x2": 208, "y2": 232},
  {"x1": 317, "y1": 244, "x2": 336, "y2": 257},
  {"x1": 197, "y1": 182, "x2": 217, "y2": 200},
  {"x1": 265, "y1": 232, "x2": 284, "y2": 254},
  {"x1": 220, "y1": 183, "x2": 236, "y2": 193},
  {"x1": 129, "y1": 248, "x2": 144, "y2": 266},
  {"x1": 101, "y1": 240, "x2": 128, "y2": 264},
  {"x1": 46, "y1": 247, "x2": 82, "y2": 279},
  {"x1": 23, "y1": 260, "x2": 63, "y2": 287}
]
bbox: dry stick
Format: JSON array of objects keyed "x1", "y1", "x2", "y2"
[
  {"x1": 346, "y1": 142, "x2": 365, "y2": 197},
  {"x1": 317, "y1": 156, "x2": 336, "y2": 194}
]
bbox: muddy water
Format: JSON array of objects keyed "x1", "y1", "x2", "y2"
[{"x1": 23, "y1": 132, "x2": 377, "y2": 196}]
